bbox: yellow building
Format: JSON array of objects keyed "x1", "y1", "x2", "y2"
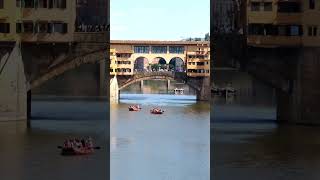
[
  {"x1": 110, "y1": 40, "x2": 211, "y2": 77},
  {"x1": 114, "y1": 50, "x2": 134, "y2": 75},
  {"x1": 110, "y1": 48, "x2": 117, "y2": 75},
  {"x1": 186, "y1": 44, "x2": 210, "y2": 77},
  {"x1": 0, "y1": 0, "x2": 76, "y2": 42},
  {"x1": 247, "y1": 0, "x2": 320, "y2": 47}
]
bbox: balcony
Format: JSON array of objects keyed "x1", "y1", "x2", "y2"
[
  {"x1": 247, "y1": 35, "x2": 301, "y2": 47},
  {"x1": 274, "y1": 12, "x2": 301, "y2": 24}
]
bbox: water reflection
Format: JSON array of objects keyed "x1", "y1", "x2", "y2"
[
  {"x1": 0, "y1": 99, "x2": 108, "y2": 180},
  {"x1": 212, "y1": 70, "x2": 320, "y2": 180},
  {"x1": 111, "y1": 80, "x2": 210, "y2": 180}
]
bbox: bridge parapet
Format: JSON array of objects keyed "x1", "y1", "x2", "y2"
[{"x1": 133, "y1": 71, "x2": 187, "y2": 81}]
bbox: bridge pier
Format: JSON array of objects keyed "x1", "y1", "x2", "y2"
[
  {"x1": 196, "y1": 77, "x2": 211, "y2": 101},
  {"x1": 276, "y1": 48, "x2": 320, "y2": 125},
  {"x1": 167, "y1": 80, "x2": 170, "y2": 91},
  {"x1": 110, "y1": 76, "x2": 119, "y2": 103},
  {"x1": 0, "y1": 44, "x2": 28, "y2": 121}
]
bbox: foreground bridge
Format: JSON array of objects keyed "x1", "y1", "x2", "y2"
[
  {"x1": 0, "y1": 32, "x2": 109, "y2": 123},
  {"x1": 110, "y1": 71, "x2": 210, "y2": 102},
  {"x1": 213, "y1": 34, "x2": 320, "y2": 125}
]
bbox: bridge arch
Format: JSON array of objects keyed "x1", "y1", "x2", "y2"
[
  {"x1": 30, "y1": 50, "x2": 107, "y2": 90},
  {"x1": 169, "y1": 57, "x2": 185, "y2": 72},
  {"x1": 134, "y1": 56, "x2": 149, "y2": 72},
  {"x1": 151, "y1": 57, "x2": 167, "y2": 71},
  {"x1": 117, "y1": 72, "x2": 201, "y2": 93}
]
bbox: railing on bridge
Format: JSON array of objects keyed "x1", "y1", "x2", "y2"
[
  {"x1": 132, "y1": 71, "x2": 187, "y2": 80},
  {"x1": 133, "y1": 71, "x2": 173, "y2": 76}
]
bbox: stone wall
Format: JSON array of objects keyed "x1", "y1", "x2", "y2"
[{"x1": 0, "y1": 45, "x2": 28, "y2": 121}]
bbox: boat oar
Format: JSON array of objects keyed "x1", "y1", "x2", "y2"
[{"x1": 57, "y1": 146, "x2": 101, "y2": 149}]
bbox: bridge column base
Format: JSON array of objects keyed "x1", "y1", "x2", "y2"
[
  {"x1": 277, "y1": 48, "x2": 320, "y2": 125},
  {"x1": 196, "y1": 77, "x2": 211, "y2": 101},
  {"x1": 110, "y1": 76, "x2": 119, "y2": 103},
  {"x1": 0, "y1": 44, "x2": 28, "y2": 121}
]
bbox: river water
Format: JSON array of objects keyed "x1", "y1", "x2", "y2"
[
  {"x1": 111, "y1": 80, "x2": 210, "y2": 180},
  {"x1": 212, "y1": 70, "x2": 320, "y2": 180},
  {"x1": 0, "y1": 99, "x2": 109, "y2": 180}
]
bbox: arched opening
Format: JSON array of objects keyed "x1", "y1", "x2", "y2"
[
  {"x1": 169, "y1": 57, "x2": 185, "y2": 72},
  {"x1": 151, "y1": 57, "x2": 167, "y2": 71},
  {"x1": 134, "y1": 57, "x2": 148, "y2": 72}
]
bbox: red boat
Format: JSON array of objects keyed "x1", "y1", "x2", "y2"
[
  {"x1": 128, "y1": 105, "x2": 141, "y2": 111},
  {"x1": 150, "y1": 108, "x2": 164, "y2": 114}
]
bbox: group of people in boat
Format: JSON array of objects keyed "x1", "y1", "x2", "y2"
[
  {"x1": 128, "y1": 105, "x2": 164, "y2": 114},
  {"x1": 150, "y1": 107, "x2": 164, "y2": 114},
  {"x1": 63, "y1": 137, "x2": 93, "y2": 149},
  {"x1": 128, "y1": 104, "x2": 141, "y2": 111}
]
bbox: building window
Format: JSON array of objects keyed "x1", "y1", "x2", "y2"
[
  {"x1": 35, "y1": 22, "x2": 48, "y2": 33},
  {"x1": 134, "y1": 46, "x2": 149, "y2": 53},
  {"x1": 308, "y1": 26, "x2": 317, "y2": 36},
  {"x1": 278, "y1": 2, "x2": 301, "y2": 12},
  {"x1": 38, "y1": 0, "x2": 48, "y2": 8},
  {"x1": 248, "y1": 24, "x2": 264, "y2": 35},
  {"x1": 169, "y1": 46, "x2": 184, "y2": 54},
  {"x1": 251, "y1": 2, "x2": 260, "y2": 11},
  {"x1": 23, "y1": 22, "x2": 34, "y2": 33},
  {"x1": 16, "y1": 23, "x2": 22, "y2": 33},
  {"x1": 264, "y1": 3, "x2": 272, "y2": 11},
  {"x1": 48, "y1": 0, "x2": 66, "y2": 8},
  {"x1": 0, "y1": 23, "x2": 10, "y2": 33},
  {"x1": 24, "y1": 0, "x2": 34, "y2": 8},
  {"x1": 309, "y1": 0, "x2": 315, "y2": 9},
  {"x1": 56, "y1": 0, "x2": 66, "y2": 8},
  {"x1": 51, "y1": 22, "x2": 68, "y2": 33},
  {"x1": 0, "y1": 0, "x2": 4, "y2": 9},
  {"x1": 151, "y1": 46, "x2": 167, "y2": 54},
  {"x1": 16, "y1": 0, "x2": 21, "y2": 7}
]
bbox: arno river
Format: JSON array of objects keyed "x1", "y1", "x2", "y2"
[
  {"x1": 212, "y1": 70, "x2": 320, "y2": 180},
  {"x1": 1, "y1": 71, "x2": 320, "y2": 180},
  {"x1": 111, "y1": 80, "x2": 210, "y2": 180},
  {"x1": 0, "y1": 99, "x2": 108, "y2": 180}
]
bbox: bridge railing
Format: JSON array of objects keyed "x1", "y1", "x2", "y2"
[
  {"x1": 132, "y1": 71, "x2": 187, "y2": 81},
  {"x1": 133, "y1": 71, "x2": 175, "y2": 77}
]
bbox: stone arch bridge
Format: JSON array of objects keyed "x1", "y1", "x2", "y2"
[{"x1": 110, "y1": 71, "x2": 210, "y2": 101}]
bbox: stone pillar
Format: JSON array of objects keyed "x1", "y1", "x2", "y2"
[
  {"x1": 276, "y1": 48, "x2": 320, "y2": 124},
  {"x1": 167, "y1": 79, "x2": 170, "y2": 90},
  {"x1": 197, "y1": 77, "x2": 211, "y2": 101},
  {"x1": 0, "y1": 45, "x2": 27, "y2": 121},
  {"x1": 276, "y1": 89, "x2": 297, "y2": 123},
  {"x1": 110, "y1": 76, "x2": 119, "y2": 103},
  {"x1": 99, "y1": 58, "x2": 107, "y2": 96}
]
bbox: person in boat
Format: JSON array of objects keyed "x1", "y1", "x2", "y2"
[
  {"x1": 86, "y1": 137, "x2": 93, "y2": 149},
  {"x1": 81, "y1": 138, "x2": 86, "y2": 148}
]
